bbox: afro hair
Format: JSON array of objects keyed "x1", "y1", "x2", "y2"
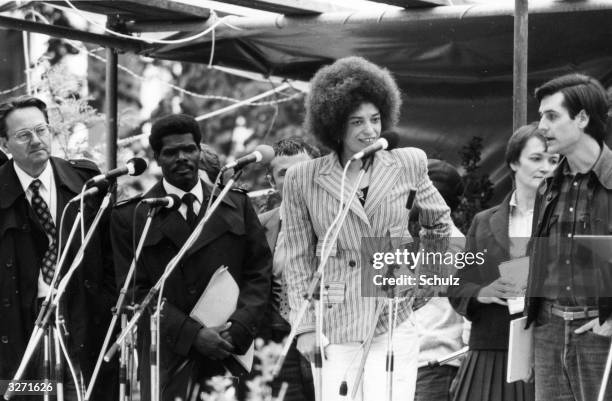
[
  {"x1": 304, "y1": 56, "x2": 402, "y2": 154},
  {"x1": 149, "y1": 113, "x2": 202, "y2": 154}
]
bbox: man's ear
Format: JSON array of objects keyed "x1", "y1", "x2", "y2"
[
  {"x1": 0, "y1": 136, "x2": 8, "y2": 152},
  {"x1": 576, "y1": 109, "x2": 589, "y2": 130}
]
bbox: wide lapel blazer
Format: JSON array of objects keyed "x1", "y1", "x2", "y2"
[{"x1": 281, "y1": 147, "x2": 452, "y2": 342}]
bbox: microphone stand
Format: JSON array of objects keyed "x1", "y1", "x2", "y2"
[
  {"x1": 84, "y1": 205, "x2": 159, "y2": 401},
  {"x1": 150, "y1": 305, "x2": 160, "y2": 401},
  {"x1": 118, "y1": 312, "x2": 133, "y2": 401},
  {"x1": 385, "y1": 295, "x2": 398, "y2": 401},
  {"x1": 104, "y1": 170, "x2": 244, "y2": 363},
  {"x1": 43, "y1": 332, "x2": 51, "y2": 401},
  {"x1": 126, "y1": 315, "x2": 136, "y2": 401},
  {"x1": 598, "y1": 342, "x2": 612, "y2": 401},
  {"x1": 53, "y1": 326, "x2": 65, "y2": 401},
  {"x1": 272, "y1": 156, "x2": 374, "y2": 401},
  {"x1": 348, "y1": 302, "x2": 385, "y2": 399},
  {"x1": 4, "y1": 187, "x2": 114, "y2": 400}
]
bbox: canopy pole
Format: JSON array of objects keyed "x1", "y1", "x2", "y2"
[
  {"x1": 105, "y1": 46, "x2": 118, "y2": 170},
  {"x1": 512, "y1": 0, "x2": 528, "y2": 132}
]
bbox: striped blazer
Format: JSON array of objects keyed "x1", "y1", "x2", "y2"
[{"x1": 281, "y1": 148, "x2": 452, "y2": 344}]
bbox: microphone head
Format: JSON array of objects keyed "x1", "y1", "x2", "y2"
[
  {"x1": 254, "y1": 144, "x2": 275, "y2": 164},
  {"x1": 166, "y1": 194, "x2": 182, "y2": 211},
  {"x1": 127, "y1": 157, "x2": 148, "y2": 176},
  {"x1": 339, "y1": 380, "x2": 348, "y2": 396},
  {"x1": 380, "y1": 130, "x2": 400, "y2": 151}
]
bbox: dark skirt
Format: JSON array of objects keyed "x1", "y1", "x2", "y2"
[{"x1": 452, "y1": 350, "x2": 535, "y2": 401}]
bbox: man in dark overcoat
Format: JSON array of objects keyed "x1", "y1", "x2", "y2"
[
  {"x1": 110, "y1": 114, "x2": 272, "y2": 401},
  {"x1": 0, "y1": 96, "x2": 118, "y2": 400}
]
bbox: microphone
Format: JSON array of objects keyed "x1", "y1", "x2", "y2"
[
  {"x1": 69, "y1": 180, "x2": 110, "y2": 203},
  {"x1": 350, "y1": 131, "x2": 400, "y2": 161},
  {"x1": 86, "y1": 157, "x2": 147, "y2": 186},
  {"x1": 221, "y1": 145, "x2": 274, "y2": 172},
  {"x1": 140, "y1": 194, "x2": 182, "y2": 211}
]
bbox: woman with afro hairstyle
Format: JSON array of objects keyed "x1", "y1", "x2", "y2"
[{"x1": 280, "y1": 56, "x2": 453, "y2": 401}]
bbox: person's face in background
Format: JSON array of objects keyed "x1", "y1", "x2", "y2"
[
  {"x1": 510, "y1": 136, "x2": 559, "y2": 193},
  {"x1": 155, "y1": 133, "x2": 201, "y2": 191},
  {"x1": 340, "y1": 102, "x2": 381, "y2": 164},
  {"x1": 269, "y1": 151, "x2": 312, "y2": 197},
  {"x1": 0, "y1": 106, "x2": 50, "y2": 177},
  {"x1": 538, "y1": 92, "x2": 588, "y2": 155}
]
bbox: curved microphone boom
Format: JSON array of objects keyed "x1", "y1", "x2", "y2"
[
  {"x1": 69, "y1": 180, "x2": 110, "y2": 203},
  {"x1": 221, "y1": 145, "x2": 274, "y2": 172},
  {"x1": 140, "y1": 194, "x2": 182, "y2": 211},
  {"x1": 86, "y1": 157, "x2": 147, "y2": 186},
  {"x1": 350, "y1": 131, "x2": 400, "y2": 161}
]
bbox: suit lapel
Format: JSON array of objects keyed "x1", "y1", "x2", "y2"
[
  {"x1": 313, "y1": 153, "x2": 370, "y2": 227},
  {"x1": 50, "y1": 157, "x2": 85, "y2": 222},
  {"x1": 364, "y1": 152, "x2": 400, "y2": 219},
  {"x1": 489, "y1": 193, "x2": 511, "y2": 256},
  {"x1": 184, "y1": 182, "x2": 237, "y2": 257},
  {"x1": 261, "y1": 208, "x2": 281, "y2": 251}
]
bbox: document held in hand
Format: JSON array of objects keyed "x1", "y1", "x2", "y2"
[
  {"x1": 507, "y1": 316, "x2": 533, "y2": 383},
  {"x1": 498, "y1": 256, "x2": 529, "y2": 314},
  {"x1": 189, "y1": 265, "x2": 254, "y2": 372}
]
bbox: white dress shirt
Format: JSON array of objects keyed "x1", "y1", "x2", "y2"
[
  {"x1": 14, "y1": 161, "x2": 56, "y2": 298},
  {"x1": 508, "y1": 190, "x2": 533, "y2": 259},
  {"x1": 162, "y1": 179, "x2": 203, "y2": 220}
]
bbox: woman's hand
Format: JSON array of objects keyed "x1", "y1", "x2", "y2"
[
  {"x1": 297, "y1": 332, "x2": 329, "y2": 362},
  {"x1": 476, "y1": 278, "x2": 516, "y2": 306},
  {"x1": 297, "y1": 332, "x2": 317, "y2": 361}
]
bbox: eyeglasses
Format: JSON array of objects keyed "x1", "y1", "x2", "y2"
[{"x1": 9, "y1": 124, "x2": 51, "y2": 144}]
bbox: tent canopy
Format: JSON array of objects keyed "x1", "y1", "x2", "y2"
[{"x1": 3, "y1": 0, "x2": 612, "y2": 196}]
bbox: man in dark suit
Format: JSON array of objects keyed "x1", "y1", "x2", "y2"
[
  {"x1": 110, "y1": 114, "x2": 272, "y2": 401},
  {"x1": 258, "y1": 137, "x2": 319, "y2": 401},
  {"x1": 0, "y1": 96, "x2": 118, "y2": 400}
]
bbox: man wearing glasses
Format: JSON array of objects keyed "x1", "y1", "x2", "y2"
[{"x1": 0, "y1": 96, "x2": 117, "y2": 400}]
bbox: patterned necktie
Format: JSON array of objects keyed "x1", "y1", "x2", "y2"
[
  {"x1": 30, "y1": 179, "x2": 57, "y2": 285},
  {"x1": 182, "y1": 193, "x2": 198, "y2": 230}
]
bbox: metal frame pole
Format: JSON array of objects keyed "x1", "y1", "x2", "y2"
[
  {"x1": 512, "y1": 0, "x2": 528, "y2": 132},
  {"x1": 105, "y1": 46, "x2": 118, "y2": 170}
]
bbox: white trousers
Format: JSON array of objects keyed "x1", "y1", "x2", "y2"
[{"x1": 313, "y1": 316, "x2": 418, "y2": 401}]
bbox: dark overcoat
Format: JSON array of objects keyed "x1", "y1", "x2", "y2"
[
  {"x1": 110, "y1": 180, "x2": 272, "y2": 401},
  {"x1": 0, "y1": 157, "x2": 118, "y2": 399}
]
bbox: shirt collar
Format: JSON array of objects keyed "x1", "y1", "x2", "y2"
[
  {"x1": 162, "y1": 179, "x2": 203, "y2": 204},
  {"x1": 509, "y1": 190, "x2": 533, "y2": 215},
  {"x1": 556, "y1": 144, "x2": 612, "y2": 189},
  {"x1": 14, "y1": 161, "x2": 53, "y2": 193},
  {"x1": 509, "y1": 190, "x2": 518, "y2": 208},
  {"x1": 590, "y1": 144, "x2": 612, "y2": 189}
]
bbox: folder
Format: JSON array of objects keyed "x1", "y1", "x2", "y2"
[
  {"x1": 507, "y1": 316, "x2": 533, "y2": 383},
  {"x1": 189, "y1": 265, "x2": 254, "y2": 374}
]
